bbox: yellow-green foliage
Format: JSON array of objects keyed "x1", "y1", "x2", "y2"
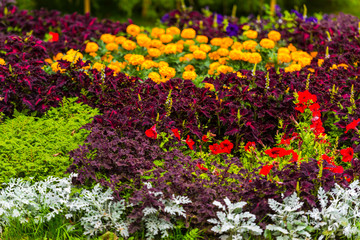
[{"x1": 0, "y1": 97, "x2": 99, "y2": 184}]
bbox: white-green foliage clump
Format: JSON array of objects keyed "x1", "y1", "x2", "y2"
[
  {"x1": 308, "y1": 181, "x2": 360, "y2": 239},
  {"x1": 265, "y1": 193, "x2": 312, "y2": 240},
  {"x1": 208, "y1": 197, "x2": 263, "y2": 240},
  {"x1": 142, "y1": 182, "x2": 192, "y2": 240}
]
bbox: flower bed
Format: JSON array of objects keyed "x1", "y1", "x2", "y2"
[{"x1": 1, "y1": 1, "x2": 360, "y2": 239}]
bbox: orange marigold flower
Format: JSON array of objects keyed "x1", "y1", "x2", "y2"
[
  {"x1": 217, "y1": 48, "x2": 229, "y2": 57},
  {"x1": 260, "y1": 38, "x2": 275, "y2": 49},
  {"x1": 231, "y1": 42, "x2": 243, "y2": 50},
  {"x1": 180, "y1": 53, "x2": 193, "y2": 62},
  {"x1": 148, "y1": 48, "x2": 161, "y2": 58},
  {"x1": 221, "y1": 37, "x2": 234, "y2": 48},
  {"x1": 115, "y1": 36, "x2": 126, "y2": 44},
  {"x1": 288, "y1": 43, "x2": 297, "y2": 52},
  {"x1": 184, "y1": 40, "x2": 195, "y2": 46},
  {"x1": 244, "y1": 30, "x2": 258, "y2": 39},
  {"x1": 268, "y1": 30, "x2": 281, "y2": 41},
  {"x1": 318, "y1": 59, "x2": 324, "y2": 67},
  {"x1": 163, "y1": 43, "x2": 178, "y2": 54},
  {"x1": 204, "y1": 83, "x2": 215, "y2": 91},
  {"x1": 229, "y1": 49, "x2": 243, "y2": 60},
  {"x1": 100, "y1": 34, "x2": 115, "y2": 44},
  {"x1": 160, "y1": 34, "x2": 173, "y2": 43},
  {"x1": 193, "y1": 50, "x2": 207, "y2": 60},
  {"x1": 151, "y1": 39, "x2": 163, "y2": 48},
  {"x1": 151, "y1": 27, "x2": 165, "y2": 38},
  {"x1": 85, "y1": 42, "x2": 99, "y2": 53},
  {"x1": 199, "y1": 44, "x2": 211, "y2": 53},
  {"x1": 51, "y1": 62, "x2": 65, "y2": 73},
  {"x1": 159, "y1": 66, "x2": 176, "y2": 79},
  {"x1": 181, "y1": 28, "x2": 196, "y2": 39},
  {"x1": 128, "y1": 54, "x2": 145, "y2": 66},
  {"x1": 278, "y1": 47, "x2": 290, "y2": 54},
  {"x1": 189, "y1": 45, "x2": 199, "y2": 52},
  {"x1": 277, "y1": 53, "x2": 291, "y2": 63},
  {"x1": 210, "y1": 38, "x2": 222, "y2": 46},
  {"x1": 136, "y1": 34, "x2": 152, "y2": 48},
  {"x1": 166, "y1": 26, "x2": 180, "y2": 36},
  {"x1": 105, "y1": 42, "x2": 119, "y2": 51},
  {"x1": 243, "y1": 40, "x2": 258, "y2": 50},
  {"x1": 148, "y1": 72, "x2": 161, "y2": 83},
  {"x1": 158, "y1": 61, "x2": 169, "y2": 68},
  {"x1": 182, "y1": 70, "x2": 197, "y2": 80},
  {"x1": 208, "y1": 51, "x2": 220, "y2": 60},
  {"x1": 247, "y1": 53, "x2": 262, "y2": 64},
  {"x1": 184, "y1": 64, "x2": 195, "y2": 71},
  {"x1": 126, "y1": 24, "x2": 141, "y2": 37},
  {"x1": 196, "y1": 35, "x2": 208, "y2": 43},
  {"x1": 92, "y1": 62, "x2": 105, "y2": 71},
  {"x1": 122, "y1": 40, "x2": 137, "y2": 51},
  {"x1": 141, "y1": 60, "x2": 157, "y2": 69}
]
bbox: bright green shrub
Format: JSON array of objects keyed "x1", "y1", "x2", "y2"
[{"x1": 0, "y1": 97, "x2": 99, "y2": 184}]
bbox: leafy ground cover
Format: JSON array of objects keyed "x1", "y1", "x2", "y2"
[{"x1": 1, "y1": 0, "x2": 360, "y2": 239}]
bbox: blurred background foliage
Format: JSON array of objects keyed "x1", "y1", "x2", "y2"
[{"x1": 14, "y1": 0, "x2": 360, "y2": 25}]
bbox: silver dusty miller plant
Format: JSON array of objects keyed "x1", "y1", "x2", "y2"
[
  {"x1": 265, "y1": 192, "x2": 313, "y2": 240},
  {"x1": 208, "y1": 197, "x2": 263, "y2": 240},
  {"x1": 141, "y1": 182, "x2": 192, "y2": 240}
]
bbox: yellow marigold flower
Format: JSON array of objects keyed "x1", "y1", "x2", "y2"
[
  {"x1": 278, "y1": 47, "x2": 290, "y2": 55},
  {"x1": 236, "y1": 72, "x2": 246, "y2": 78},
  {"x1": 247, "y1": 53, "x2": 262, "y2": 64},
  {"x1": 182, "y1": 71, "x2": 197, "y2": 80},
  {"x1": 260, "y1": 38, "x2": 275, "y2": 49},
  {"x1": 204, "y1": 83, "x2": 214, "y2": 91},
  {"x1": 166, "y1": 27, "x2": 180, "y2": 36},
  {"x1": 219, "y1": 57, "x2": 228, "y2": 65},
  {"x1": 106, "y1": 42, "x2": 119, "y2": 51},
  {"x1": 163, "y1": 43, "x2": 178, "y2": 54},
  {"x1": 229, "y1": 49, "x2": 243, "y2": 60},
  {"x1": 231, "y1": 42, "x2": 243, "y2": 50},
  {"x1": 189, "y1": 45, "x2": 199, "y2": 52},
  {"x1": 115, "y1": 36, "x2": 126, "y2": 45},
  {"x1": 265, "y1": 63, "x2": 275, "y2": 70},
  {"x1": 308, "y1": 68, "x2": 315, "y2": 73},
  {"x1": 217, "y1": 48, "x2": 229, "y2": 57},
  {"x1": 210, "y1": 38, "x2": 222, "y2": 46},
  {"x1": 318, "y1": 59, "x2": 324, "y2": 67},
  {"x1": 210, "y1": 62, "x2": 220, "y2": 70},
  {"x1": 101, "y1": 53, "x2": 114, "y2": 63},
  {"x1": 142, "y1": 60, "x2": 157, "y2": 69},
  {"x1": 122, "y1": 40, "x2": 136, "y2": 51},
  {"x1": 179, "y1": 53, "x2": 193, "y2": 62},
  {"x1": 184, "y1": 40, "x2": 195, "y2": 46},
  {"x1": 208, "y1": 68, "x2": 216, "y2": 75},
  {"x1": 124, "y1": 54, "x2": 132, "y2": 61},
  {"x1": 221, "y1": 37, "x2": 233, "y2": 48},
  {"x1": 0, "y1": 58, "x2": 5, "y2": 65},
  {"x1": 196, "y1": 35, "x2": 208, "y2": 43},
  {"x1": 93, "y1": 62, "x2": 105, "y2": 71},
  {"x1": 209, "y1": 51, "x2": 220, "y2": 61},
  {"x1": 329, "y1": 64, "x2": 337, "y2": 70},
  {"x1": 288, "y1": 43, "x2": 297, "y2": 52},
  {"x1": 151, "y1": 39, "x2": 163, "y2": 48},
  {"x1": 44, "y1": 58, "x2": 52, "y2": 64},
  {"x1": 241, "y1": 52, "x2": 251, "y2": 62},
  {"x1": 243, "y1": 40, "x2": 258, "y2": 50},
  {"x1": 284, "y1": 63, "x2": 302, "y2": 72},
  {"x1": 51, "y1": 62, "x2": 65, "y2": 73},
  {"x1": 181, "y1": 28, "x2": 196, "y2": 39},
  {"x1": 159, "y1": 61, "x2": 169, "y2": 68},
  {"x1": 151, "y1": 27, "x2": 165, "y2": 38},
  {"x1": 268, "y1": 30, "x2": 281, "y2": 41},
  {"x1": 176, "y1": 44, "x2": 184, "y2": 53},
  {"x1": 148, "y1": 48, "x2": 161, "y2": 58},
  {"x1": 277, "y1": 53, "x2": 291, "y2": 63},
  {"x1": 160, "y1": 34, "x2": 173, "y2": 44},
  {"x1": 89, "y1": 52, "x2": 97, "y2": 57},
  {"x1": 85, "y1": 42, "x2": 99, "y2": 53},
  {"x1": 100, "y1": 34, "x2": 115, "y2": 44},
  {"x1": 126, "y1": 24, "x2": 141, "y2": 37},
  {"x1": 108, "y1": 63, "x2": 122, "y2": 75},
  {"x1": 62, "y1": 51, "x2": 83, "y2": 63},
  {"x1": 53, "y1": 52, "x2": 64, "y2": 61},
  {"x1": 148, "y1": 72, "x2": 161, "y2": 84},
  {"x1": 199, "y1": 44, "x2": 211, "y2": 53},
  {"x1": 244, "y1": 30, "x2": 258, "y2": 39},
  {"x1": 177, "y1": 40, "x2": 185, "y2": 45},
  {"x1": 184, "y1": 64, "x2": 195, "y2": 71},
  {"x1": 337, "y1": 63, "x2": 349, "y2": 70},
  {"x1": 136, "y1": 34, "x2": 152, "y2": 48},
  {"x1": 159, "y1": 66, "x2": 176, "y2": 79},
  {"x1": 128, "y1": 54, "x2": 145, "y2": 66},
  {"x1": 193, "y1": 50, "x2": 207, "y2": 60},
  {"x1": 298, "y1": 57, "x2": 312, "y2": 67}
]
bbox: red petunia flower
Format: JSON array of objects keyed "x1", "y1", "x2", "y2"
[
  {"x1": 196, "y1": 163, "x2": 208, "y2": 171},
  {"x1": 340, "y1": 147, "x2": 354, "y2": 162},
  {"x1": 244, "y1": 142, "x2": 256, "y2": 152},
  {"x1": 145, "y1": 124, "x2": 157, "y2": 139},
  {"x1": 277, "y1": 136, "x2": 291, "y2": 146},
  {"x1": 321, "y1": 154, "x2": 334, "y2": 165},
  {"x1": 209, "y1": 143, "x2": 222, "y2": 155},
  {"x1": 325, "y1": 165, "x2": 344, "y2": 174},
  {"x1": 220, "y1": 139, "x2": 233, "y2": 154},
  {"x1": 295, "y1": 102, "x2": 307, "y2": 113},
  {"x1": 49, "y1": 32, "x2": 59, "y2": 42},
  {"x1": 202, "y1": 135, "x2": 209, "y2": 142},
  {"x1": 259, "y1": 164, "x2": 273, "y2": 176},
  {"x1": 186, "y1": 135, "x2": 195, "y2": 150},
  {"x1": 309, "y1": 103, "x2": 320, "y2": 112},
  {"x1": 171, "y1": 128, "x2": 181, "y2": 140},
  {"x1": 345, "y1": 119, "x2": 360, "y2": 133},
  {"x1": 264, "y1": 147, "x2": 288, "y2": 158},
  {"x1": 286, "y1": 149, "x2": 298, "y2": 162},
  {"x1": 297, "y1": 90, "x2": 317, "y2": 105}
]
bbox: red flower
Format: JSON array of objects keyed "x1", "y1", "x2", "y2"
[
  {"x1": 209, "y1": 143, "x2": 222, "y2": 154},
  {"x1": 277, "y1": 136, "x2": 291, "y2": 146},
  {"x1": 202, "y1": 135, "x2": 209, "y2": 142},
  {"x1": 49, "y1": 32, "x2": 59, "y2": 42},
  {"x1": 310, "y1": 118, "x2": 325, "y2": 136},
  {"x1": 171, "y1": 128, "x2": 181, "y2": 140},
  {"x1": 196, "y1": 163, "x2": 208, "y2": 171},
  {"x1": 286, "y1": 149, "x2": 298, "y2": 162},
  {"x1": 186, "y1": 135, "x2": 195, "y2": 150},
  {"x1": 259, "y1": 164, "x2": 273, "y2": 176},
  {"x1": 220, "y1": 139, "x2": 233, "y2": 154},
  {"x1": 295, "y1": 102, "x2": 307, "y2": 113},
  {"x1": 325, "y1": 165, "x2": 344, "y2": 174},
  {"x1": 145, "y1": 124, "x2": 157, "y2": 139},
  {"x1": 244, "y1": 142, "x2": 256, "y2": 152},
  {"x1": 264, "y1": 147, "x2": 288, "y2": 158},
  {"x1": 309, "y1": 103, "x2": 320, "y2": 112},
  {"x1": 298, "y1": 90, "x2": 317, "y2": 104},
  {"x1": 322, "y1": 154, "x2": 334, "y2": 164},
  {"x1": 345, "y1": 119, "x2": 360, "y2": 133},
  {"x1": 340, "y1": 147, "x2": 354, "y2": 162}
]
